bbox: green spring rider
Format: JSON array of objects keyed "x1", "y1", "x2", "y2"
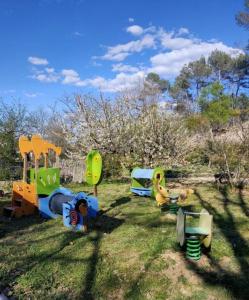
[{"x1": 176, "y1": 208, "x2": 213, "y2": 260}]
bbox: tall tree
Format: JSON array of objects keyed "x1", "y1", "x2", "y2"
[
  {"x1": 145, "y1": 72, "x2": 170, "y2": 94},
  {"x1": 0, "y1": 100, "x2": 28, "y2": 179},
  {"x1": 208, "y1": 50, "x2": 233, "y2": 82},
  {"x1": 228, "y1": 54, "x2": 249, "y2": 98},
  {"x1": 236, "y1": 0, "x2": 249, "y2": 30}
]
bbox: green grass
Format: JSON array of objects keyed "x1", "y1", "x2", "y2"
[{"x1": 0, "y1": 182, "x2": 249, "y2": 300}]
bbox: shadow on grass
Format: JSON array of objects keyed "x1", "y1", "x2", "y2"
[
  {"x1": 189, "y1": 186, "x2": 249, "y2": 300},
  {"x1": 238, "y1": 186, "x2": 249, "y2": 217},
  {"x1": 0, "y1": 214, "x2": 46, "y2": 239},
  {"x1": 80, "y1": 196, "x2": 127, "y2": 299},
  {"x1": 0, "y1": 230, "x2": 87, "y2": 293},
  {"x1": 1, "y1": 199, "x2": 125, "y2": 299},
  {"x1": 99, "y1": 196, "x2": 131, "y2": 216}
]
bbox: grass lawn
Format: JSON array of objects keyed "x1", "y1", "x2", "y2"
[{"x1": 0, "y1": 182, "x2": 249, "y2": 300}]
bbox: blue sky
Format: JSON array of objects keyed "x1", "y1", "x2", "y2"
[{"x1": 0, "y1": 0, "x2": 248, "y2": 109}]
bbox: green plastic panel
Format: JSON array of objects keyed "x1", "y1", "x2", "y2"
[
  {"x1": 85, "y1": 150, "x2": 102, "y2": 186},
  {"x1": 185, "y1": 226, "x2": 209, "y2": 236},
  {"x1": 29, "y1": 167, "x2": 60, "y2": 196}
]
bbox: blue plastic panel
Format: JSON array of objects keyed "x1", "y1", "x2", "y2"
[
  {"x1": 131, "y1": 187, "x2": 152, "y2": 197},
  {"x1": 131, "y1": 168, "x2": 154, "y2": 179},
  {"x1": 38, "y1": 187, "x2": 73, "y2": 219},
  {"x1": 63, "y1": 192, "x2": 99, "y2": 231}
]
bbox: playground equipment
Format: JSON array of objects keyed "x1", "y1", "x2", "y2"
[
  {"x1": 130, "y1": 167, "x2": 165, "y2": 197},
  {"x1": 3, "y1": 135, "x2": 99, "y2": 232},
  {"x1": 85, "y1": 150, "x2": 102, "y2": 196},
  {"x1": 155, "y1": 185, "x2": 194, "y2": 213},
  {"x1": 176, "y1": 208, "x2": 213, "y2": 260},
  {"x1": 39, "y1": 187, "x2": 98, "y2": 232}
]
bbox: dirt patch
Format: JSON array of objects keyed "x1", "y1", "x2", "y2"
[
  {"x1": 161, "y1": 250, "x2": 211, "y2": 286},
  {"x1": 107, "y1": 288, "x2": 124, "y2": 300}
]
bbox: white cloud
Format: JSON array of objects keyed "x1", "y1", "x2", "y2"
[
  {"x1": 126, "y1": 25, "x2": 144, "y2": 36},
  {"x1": 32, "y1": 67, "x2": 60, "y2": 83},
  {"x1": 28, "y1": 56, "x2": 49, "y2": 65},
  {"x1": 2, "y1": 89, "x2": 15, "y2": 94},
  {"x1": 112, "y1": 63, "x2": 139, "y2": 73},
  {"x1": 149, "y1": 41, "x2": 243, "y2": 78},
  {"x1": 24, "y1": 92, "x2": 41, "y2": 98},
  {"x1": 178, "y1": 27, "x2": 189, "y2": 36},
  {"x1": 73, "y1": 31, "x2": 83, "y2": 37},
  {"x1": 61, "y1": 69, "x2": 81, "y2": 84},
  {"x1": 159, "y1": 30, "x2": 194, "y2": 50},
  {"x1": 128, "y1": 17, "x2": 134, "y2": 23},
  {"x1": 60, "y1": 67, "x2": 145, "y2": 92},
  {"x1": 29, "y1": 25, "x2": 244, "y2": 93},
  {"x1": 97, "y1": 34, "x2": 156, "y2": 61},
  {"x1": 87, "y1": 71, "x2": 145, "y2": 92},
  {"x1": 45, "y1": 67, "x2": 55, "y2": 73}
]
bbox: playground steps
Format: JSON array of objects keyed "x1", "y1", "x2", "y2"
[
  {"x1": 3, "y1": 206, "x2": 22, "y2": 218},
  {"x1": 3, "y1": 196, "x2": 36, "y2": 218}
]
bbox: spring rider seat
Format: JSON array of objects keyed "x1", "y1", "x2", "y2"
[{"x1": 176, "y1": 208, "x2": 213, "y2": 260}]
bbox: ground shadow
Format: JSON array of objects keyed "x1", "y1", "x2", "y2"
[{"x1": 187, "y1": 186, "x2": 249, "y2": 300}]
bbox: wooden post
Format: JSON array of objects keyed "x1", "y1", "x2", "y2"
[
  {"x1": 23, "y1": 154, "x2": 28, "y2": 182},
  {"x1": 93, "y1": 184, "x2": 98, "y2": 197},
  {"x1": 55, "y1": 155, "x2": 60, "y2": 168},
  {"x1": 35, "y1": 159, "x2": 39, "y2": 180},
  {"x1": 44, "y1": 153, "x2": 48, "y2": 168}
]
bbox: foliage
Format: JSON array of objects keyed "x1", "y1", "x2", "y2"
[
  {"x1": 236, "y1": 0, "x2": 249, "y2": 30},
  {"x1": 145, "y1": 72, "x2": 170, "y2": 93},
  {"x1": 60, "y1": 91, "x2": 193, "y2": 176},
  {"x1": 0, "y1": 100, "x2": 28, "y2": 179}
]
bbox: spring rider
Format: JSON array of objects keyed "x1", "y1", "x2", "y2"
[
  {"x1": 176, "y1": 208, "x2": 213, "y2": 260},
  {"x1": 155, "y1": 183, "x2": 194, "y2": 214}
]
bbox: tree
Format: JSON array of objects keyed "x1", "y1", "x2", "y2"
[
  {"x1": 169, "y1": 68, "x2": 192, "y2": 114},
  {"x1": 186, "y1": 57, "x2": 212, "y2": 98},
  {"x1": 198, "y1": 82, "x2": 233, "y2": 130},
  {"x1": 145, "y1": 72, "x2": 170, "y2": 94},
  {"x1": 236, "y1": 0, "x2": 249, "y2": 49},
  {"x1": 0, "y1": 100, "x2": 28, "y2": 179},
  {"x1": 228, "y1": 54, "x2": 249, "y2": 98},
  {"x1": 236, "y1": 0, "x2": 249, "y2": 30},
  {"x1": 208, "y1": 50, "x2": 232, "y2": 82}
]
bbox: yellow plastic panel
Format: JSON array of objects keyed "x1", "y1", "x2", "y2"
[
  {"x1": 199, "y1": 209, "x2": 213, "y2": 248},
  {"x1": 177, "y1": 208, "x2": 185, "y2": 246}
]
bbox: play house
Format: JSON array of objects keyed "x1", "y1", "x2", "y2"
[{"x1": 130, "y1": 167, "x2": 165, "y2": 197}]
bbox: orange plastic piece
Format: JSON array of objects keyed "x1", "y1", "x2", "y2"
[
  {"x1": 9, "y1": 182, "x2": 38, "y2": 218},
  {"x1": 19, "y1": 135, "x2": 62, "y2": 160}
]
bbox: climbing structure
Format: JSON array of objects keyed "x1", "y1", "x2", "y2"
[
  {"x1": 3, "y1": 135, "x2": 99, "y2": 232},
  {"x1": 3, "y1": 135, "x2": 61, "y2": 218}
]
